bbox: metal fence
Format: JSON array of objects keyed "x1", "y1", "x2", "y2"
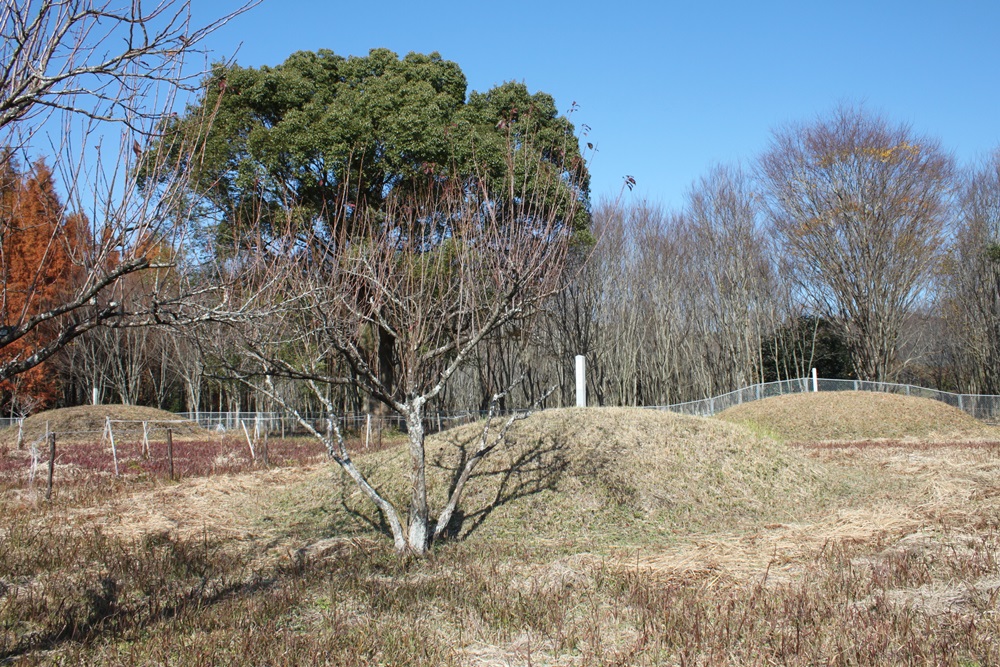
[
  {"x1": 175, "y1": 409, "x2": 499, "y2": 436},
  {"x1": 4, "y1": 378, "x2": 1000, "y2": 434},
  {"x1": 652, "y1": 377, "x2": 1000, "y2": 421}
]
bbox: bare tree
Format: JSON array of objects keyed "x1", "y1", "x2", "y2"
[
  {"x1": 760, "y1": 105, "x2": 954, "y2": 381},
  {"x1": 683, "y1": 164, "x2": 771, "y2": 393},
  {"x1": 0, "y1": 0, "x2": 254, "y2": 386},
  {"x1": 553, "y1": 190, "x2": 775, "y2": 408},
  {"x1": 0, "y1": 1, "x2": 252, "y2": 137},
  {"x1": 941, "y1": 150, "x2": 1000, "y2": 393},
  {"x1": 212, "y1": 165, "x2": 579, "y2": 554}
]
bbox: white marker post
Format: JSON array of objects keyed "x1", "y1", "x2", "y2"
[
  {"x1": 812, "y1": 367, "x2": 818, "y2": 393},
  {"x1": 575, "y1": 355, "x2": 586, "y2": 407}
]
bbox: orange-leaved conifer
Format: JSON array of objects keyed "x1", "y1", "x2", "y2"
[{"x1": 0, "y1": 157, "x2": 86, "y2": 413}]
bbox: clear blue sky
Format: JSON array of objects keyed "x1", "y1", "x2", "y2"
[{"x1": 193, "y1": 0, "x2": 1000, "y2": 210}]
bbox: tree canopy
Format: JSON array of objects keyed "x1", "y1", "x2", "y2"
[
  {"x1": 0, "y1": 157, "x2": 86, "y2": 412},
  {"x1": 164, "y1": 48, "x2": 591, "y2": 240},
  {"x1": 760, "y1": 106, "x2": 953, "y2": 381}
]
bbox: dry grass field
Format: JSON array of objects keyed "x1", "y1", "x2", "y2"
[
  {"x1": 0, "y1": 405, "x2": 206, "y2": 447},
  {"x1": 717, "y1": 390, "x2": 1000, "y2": 442},
  {"x1": 2, "y1": 396, "x2": 1000, "y2": 665}
]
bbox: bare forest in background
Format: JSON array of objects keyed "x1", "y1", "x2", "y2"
[
  {"x1": 4, "y1": 7, "x2": 1000, "y2": 555},
  {"x1": 7, "y1": 121, "x2": 1000, "y2": 420},
  {"x1": 1, "y1": 16, "x2": 999, "y2": 425}
]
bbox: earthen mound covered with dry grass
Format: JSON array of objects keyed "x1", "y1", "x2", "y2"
[
  {"x1": 283, "y1": 407, "x2": 859, "y2": 546},
  {"x1": 0, "y1": 404, "x2": 203, "y2": 445},
  {"x1": 717, "y1": 391, "x2": 999, "y2": 443}
]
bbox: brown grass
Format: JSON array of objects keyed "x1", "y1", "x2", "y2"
[
  {"x1": 4, "y1": 407, "x2": 1000, "y2": 664},
  {"x1": 0, "y1": 404, "x2": 205, "y2": 445},
  {"x1": 274, "y1": 408, "x2": 868, "y2": 548},
  {"x1": 717, "y1": 390, "x2": 1000, "y2": 443}
]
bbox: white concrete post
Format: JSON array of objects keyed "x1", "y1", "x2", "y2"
[
  {"x1": 92, "y1": 387, "x2": 99, "y2": 405},
  {"x1": 812, "y1": 368, "x2": 818, "y2": 393},
  {"x1": 575, "y1": 355, "x2": 586, "y2": 407}
]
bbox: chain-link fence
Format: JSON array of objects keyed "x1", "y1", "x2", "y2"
[
  {"x1": 5, "y1": 378, "x2": 999, "y2": 436},
  {"x1": 175, "y1": 409, "x2": 501, "y2": 437},
  {"x1": 651, "y1": 378, "x2": 1000, "y2": 421}
]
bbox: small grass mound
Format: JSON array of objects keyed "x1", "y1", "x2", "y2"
[
  {"x1": 276, "y1": 407, "x2": 864, "y2": 548},
  {"x1": 717, "y1": 391, "x2": 999, "y2": 443},
  {"x1": 0, "y1": 404, "x2": 203, "y2": 445}
]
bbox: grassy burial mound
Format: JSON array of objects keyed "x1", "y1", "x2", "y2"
[
  {"x1": 0, "y1": 404, "x2": 203, "y2": 446},
  {"x1": 718, "y1": 390, "x2": 1000, "y2": 443},
  {"x1": 280, "y1": 407, "x2": 857, "y2": 547}
]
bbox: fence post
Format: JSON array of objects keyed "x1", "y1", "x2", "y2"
[
  {"x1": 46, "y1": 433, "x2": 55, "y2": 501},
  {"x1": 575, "y1": 355, "x2": 586, "y2": 407},
  {"x1": 106, "y1": 416, "x2": 119, "y2": 477},
  {"x1": 16, "y1": 418, "x2": 23, "y2": 450},
  {"x1": 167, "y1": 428, "x2": 175, "y2": 481},
  {"x1": 812, "y1": 368, "x2": 818, "y2": 393},
  {"x1": 365, "y1": 414, "x2": 371, "y2": 449},
  {"x1": 959, "y1": 394, "x2": 965, "y2": 414}
]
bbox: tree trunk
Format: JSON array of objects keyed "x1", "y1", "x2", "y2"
[{"x1": 404, "y1": 405, "x2": 430, "y2": 554}]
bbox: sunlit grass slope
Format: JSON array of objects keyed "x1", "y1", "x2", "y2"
[
  {"x1": 0, "y1": 405, "x2": 204, "y2": 445},
  {"x1": 717, "y1": 391, "x2": 999, "y2": 443},
  {"x1": 276, "y1": 407, "x2": 863, "y2": 547}
]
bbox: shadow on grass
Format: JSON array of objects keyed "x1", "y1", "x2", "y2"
[
  {"x1": 303, "y1": 430, "x2": 572, "y2": 545},
  {"x1": 432, "y1": 432, "x2": 571, "y2": 541},
  {"x1": 338, "y1": 497, "x2": 395, "y2": 541}
]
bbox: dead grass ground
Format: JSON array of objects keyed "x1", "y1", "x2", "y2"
[
  {"x1": 717, "y1": 390, "x2": 1000, "y2": 442},
  {"x1": 4, "y1": 407, "x2": 1000, "y2": 664},
  {"x1": 0, "y1": 405, "x2": 205, "y2": 446},
  {"x1": 270, "y1": 408, "x2": 867, "y2": 546},
  {"x1": 628, "y1": 439, "x2": 1000, "y2": 580}
]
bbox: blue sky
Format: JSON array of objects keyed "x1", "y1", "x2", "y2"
[{"x1": 193, "y1": 0, "x2": 1000, "y2": 210}]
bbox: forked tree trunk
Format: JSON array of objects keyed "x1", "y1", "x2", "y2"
[{"x1": 404, "y1": 406, "x2": 431, "y2": 554}]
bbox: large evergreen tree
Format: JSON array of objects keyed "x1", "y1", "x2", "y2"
[{"x1": 160, "y1": 48, "x2": 591, "y2": 243}]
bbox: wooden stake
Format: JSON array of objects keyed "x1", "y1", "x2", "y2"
[
  {"x1": 365, "y1": 413, "x2": 371, "y2": 449},
  {"x1": 106, "y1": 416, "x2": 119, "y2": 476},
  {"x1": 46, "y1": 433, "x2": 55, "y2": 501},
  {"x1": 241, "y1": 420, "x2": 256, "y2": 461},
  {"x1": 167, "y1": 428, "x2": 175, "y2": 481}
]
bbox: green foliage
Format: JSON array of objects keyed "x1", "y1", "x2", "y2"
[
  {"x1": 164, "y1": 48, "x2": 590, "y2": 244},
  {"x1": 985, "y1": 242, "x2": 1000, "y2": 264}
]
